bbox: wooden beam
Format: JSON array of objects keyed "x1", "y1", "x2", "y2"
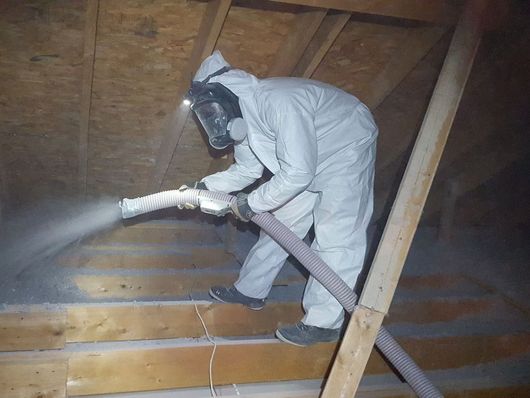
[
  {"x1": 66, "y1": 301, "x2": 303, "y2": 342},
  {"x1": 66, "y1": 340, "x2": 333, "y2": 395},
  {"x1": 73, "y1": 272, "x2": 305, "y2": 299},
  {"x1": 78, "y1": 0, "x2": 99, "y2": 197},
  {"x1": 148, "y1": 0, "x2": 231, "y2": 192},
  {"x1": 0, "y1": 310, "x2": 66, "y2": 351},
  {"x1": 292, "y1": 12, "x2": 350, "y2": 78},
  {"x1": 62, "y1": 332, "x2": 529, "y2": 395},
  {"x1": 2, "y1": 329, "x2": 528, "y2": 396},
  {"x1": 361, "y1": 26, "x2": 446, "y2": 109},
  {"x1": 323, "y1": 1, "x2": 488, "y2": 395},
  {"x1": 0, "y1": 273, "x2": 493, "y2": 345},
  {"x1": 0, "y1": 358, "x2": 67, "y2": 398},
  {"x1": 268, "y1": 10, "x2": 328, "y2": 76},
  {"x1": 1, "y1": 273, "x2": 496, "y2": 350},
  {"x1": 266, "y1": 0, "x2": 460, "y2": 24},
  {"x1": 74, "y1": 274, "x2": 239, "y2": 299},
  {"x1": 58, "y1": 247, "x2": 234, "y2": 269},
  {"x1": 87, "y1": 225, "x2": 221, "y2": 245}
]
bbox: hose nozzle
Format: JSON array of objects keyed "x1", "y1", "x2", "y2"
[{"x1": 119, "y1": 198, "x2": 142, "y2": 219}]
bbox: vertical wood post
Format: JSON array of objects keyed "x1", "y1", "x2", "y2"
[{"x1": 322, "y1": 1, "x2": 488, "y2": 396}]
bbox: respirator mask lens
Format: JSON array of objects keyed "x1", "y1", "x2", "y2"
[{"x1": 193, "y1": 102, "x2": 228, "y2": 141}]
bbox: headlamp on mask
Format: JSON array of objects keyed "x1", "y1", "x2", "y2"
[{"x1": 185, "y1": 67, "x2": 243, "y2": 150}]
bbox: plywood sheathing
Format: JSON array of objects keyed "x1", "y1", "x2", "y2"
[
  {"x1": 86, "y1": 1, "x2": 206, "y2": 199},
  {"x1": 0, "y1": 1, "x2": 84, "y2": 207}
]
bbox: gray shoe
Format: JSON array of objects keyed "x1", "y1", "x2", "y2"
[
  {"x1": 209, "y1": 286, "x2": 265, "y2": 311},
  {"x1": 275, "y1": 322, "x2": 341, "y2": 346}
]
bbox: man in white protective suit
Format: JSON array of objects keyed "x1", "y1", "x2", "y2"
[{"x1": 181, "y1": 50, "x2": 378, "y2": 346}]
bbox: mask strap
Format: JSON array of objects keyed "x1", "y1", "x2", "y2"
[{"x1": 201, "y1": 66, "x2": 232, "y2": 84}]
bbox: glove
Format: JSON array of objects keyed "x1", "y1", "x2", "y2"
[
  {"x1": 177, "y1": 181, "x2": 208, "y2": 210},
  {"x1": 230, "y1": 192, "x2": 256, "y2": 222}
]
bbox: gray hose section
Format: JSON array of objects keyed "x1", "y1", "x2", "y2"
[
  {"x1": 120, "y1": 190, "x2": 442, "y2": 398},
  {"x1": 252, "y1": 211, "x2": 443, "y2": 398}
]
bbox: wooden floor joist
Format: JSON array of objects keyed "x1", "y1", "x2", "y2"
[
  {"x1": 0, "y1": 357, "x2": 67, "y2": 398},
  {"x1": 1, "y1": 332, "x2": 528, "y2": 396},
  {"x1": 65, "y1": 301, "x2": 303, "y2": 342},
  {"x1": 59, "y1": 247, "x2": 234, "y2": 269},
  {"x1": 88, "y1": 226, "x2": 221, "y2": 245},
  {"x1": 73, "y1": 272, "x2": 305, "y2": 299},
  {"x1": 0, "y1": 310, "x2": 66, "y2": 352}
]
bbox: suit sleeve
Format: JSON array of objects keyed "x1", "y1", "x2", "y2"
[{"x1": 201, "y1": 139, "x2": 264, "y2": 193}]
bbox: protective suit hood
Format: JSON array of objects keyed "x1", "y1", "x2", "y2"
[{"x1": 193, "y1": 50, "x2": 258, "y2": 98}]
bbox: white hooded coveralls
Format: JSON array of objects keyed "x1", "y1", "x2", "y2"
[{"x1": 198, "y1": 51, "x2": 378, "y2": 329}]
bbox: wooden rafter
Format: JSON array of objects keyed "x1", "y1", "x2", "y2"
[
  {"x1": 292, "y1": 12, "x2": 350, "y2": 78},
  {"x1": 266, "y1": 0, "x2": 460, "y2": 24},
  {"x1": 78, "y1": 0, "x2": 99, "y2": 197},
  {"x1": 322, "y1": 1, "x2": 488, "y2": 396},
  {"x1": 268, "y1": 9, "x2": 328, "y2": 76},
  {"x1": 147, "y1": 0, "x2": 231, "y2": 192}
]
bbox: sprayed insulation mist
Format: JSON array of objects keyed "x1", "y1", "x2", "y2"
[{"x1": 0, "y1": 199, "x2": 122, "y2": 283}]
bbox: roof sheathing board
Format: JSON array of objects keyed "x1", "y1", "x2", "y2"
[
  {"x1": 87, "y1": 0, "x2": 206, "y2": 198},
  {"x1": 0, "y1": 1, "x2": 84, "y2": 206}
]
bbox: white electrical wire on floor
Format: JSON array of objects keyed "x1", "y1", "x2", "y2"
[{"x1": 193, "y1": 298, "x2": 218, "y2": 398}]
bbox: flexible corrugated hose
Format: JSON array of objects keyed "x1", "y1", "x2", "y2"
[{"x1": 120, "y1": 189, "x2": 443, "y2": 398}]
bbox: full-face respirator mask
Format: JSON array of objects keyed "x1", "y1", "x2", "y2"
[{"x1": 185, "y1": 66, "x2": 248, "y2": 150}]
